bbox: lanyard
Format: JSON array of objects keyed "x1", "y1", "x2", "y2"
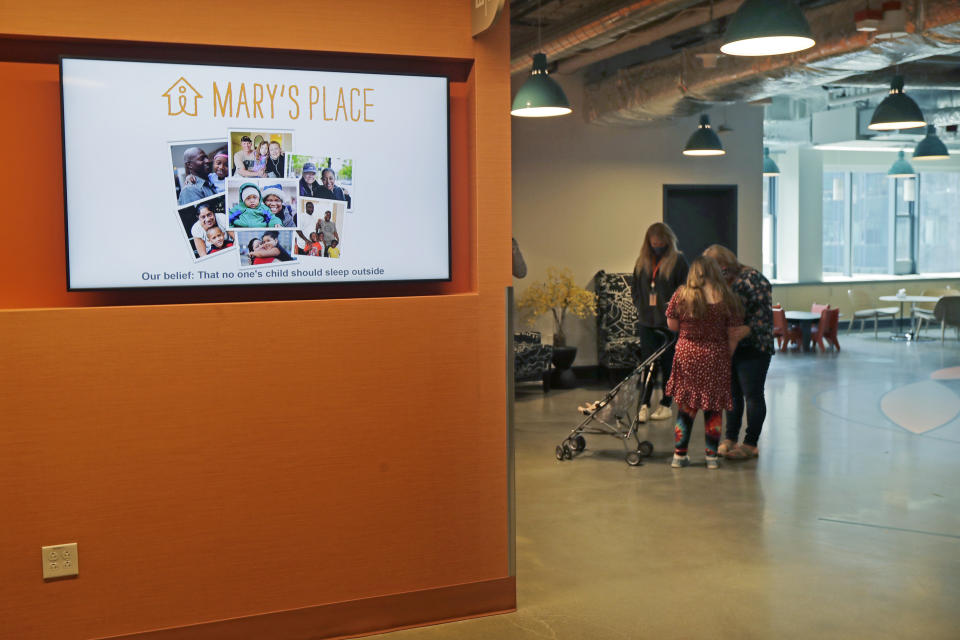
[{"x1": 650, "y1": 259, "x2": 661, "y2": 290}]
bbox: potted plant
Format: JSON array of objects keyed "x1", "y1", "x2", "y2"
[{"x1": 517, "y1": 267, "x2": 597, "y2": 348}]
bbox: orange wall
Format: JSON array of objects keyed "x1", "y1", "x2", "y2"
[{"x1": 0, "y1": 3, "x2": 513, "y2": 639}]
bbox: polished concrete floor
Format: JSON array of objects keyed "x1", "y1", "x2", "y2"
[{"x1": 383, "y1": 332, "x2": 960, "y2": 639}]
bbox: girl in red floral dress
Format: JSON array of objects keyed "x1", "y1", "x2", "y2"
[{"x1": 665, "y1": 257, "x2": 750, "y2": 469}]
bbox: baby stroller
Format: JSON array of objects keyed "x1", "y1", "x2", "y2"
[{"x1": 555, "y1": 332, "x2": 676, "y2": 466}]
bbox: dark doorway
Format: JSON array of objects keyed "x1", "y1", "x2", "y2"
[{"x1": 663, "y1": 185, "x2": 738, "y2": 260}]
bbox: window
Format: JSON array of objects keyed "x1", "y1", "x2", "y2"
[
  {"x1": 892, "y1": 178, "x2": 915, "y2": 275},
  {"x1": 918, "y1": 172, "x2": 960, "y2": 273},
  {"x1": 821, "y1": 171, "x2": 891, "y2": 276},
  {"x1": 821, "y1": 170, "x2": 960, "y2": 278},
  {"x1": 850, "y1": 173, "x2": 890, "y2": 274},
  {"x1": 822, "y1": 172, "x2": 847, "y2": 275},
  {"x1": 762, "y1": 176, "x2": 777, "y2": 279}
]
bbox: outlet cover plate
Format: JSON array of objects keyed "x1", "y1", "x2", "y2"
[{"x1": 42, "y1": 543, "x2": 79, "y2": 579}]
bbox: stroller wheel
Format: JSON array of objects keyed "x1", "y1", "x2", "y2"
[
  {"x1": 638, "y1": 441, "x2": 654, "y2": 457},
  {"x1": 573, "y1": 435, "x2": 586, "y2": 452},
  {"x1": 626, "y1": 451, "x2": 642, "y2": 466},
  {"x1": 562, "y1": 444, "x2": 573, "y2": 460},
  {"x1": 555, "y1": 445, "x2": 565, "y2": 461}
]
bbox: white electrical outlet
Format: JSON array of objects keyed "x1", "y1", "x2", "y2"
[{"x1": 42, "y1": 543, "x2": 79, "y2": 580}]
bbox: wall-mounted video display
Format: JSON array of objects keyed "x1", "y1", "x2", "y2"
[{"x1": 61, "y1": 57, "x2": 450, "y2": 289}]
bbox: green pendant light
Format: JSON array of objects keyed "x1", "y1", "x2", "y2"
[
  {"x1": 888, "y1": 150, "x2": 916, "y2": 178},
  {"x1": 511, "y1": 0, "x2": 571, "y2": 118},
  {"x1": 683, "y1": 115, "x2": 725, "y2": 156},
  {"x1": 511, "y1": 53, "x2": 572, "y2": 118},
  {"x1": 720, "y1": 0, "x2": 815, "y2": 57},
  {"x1": 763, "y1": 147, "x2": 780, "y2": 176},
  {"x1": 869, "y1": 76, "x2": 925, "y2": 130},
  {"x1": 913, "y1": 125, "x2": 950, "y2": 160}
]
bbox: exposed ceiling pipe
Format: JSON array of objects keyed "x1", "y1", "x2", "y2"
[
  {"x1": 510, "y1": 0, "x2": 705, "y2": 76},
  {"x1": 927, "y1": 108, "x2": 960, "y2": 127},
  {"x1": 583, "y1": 0, "x2": 960, "y2": 125},
  {"x1": 826, "y1": 89, "x2": 890, "y2": 106},
  {"x1": 556, "y1": 0, "x2": 743, "y2": 75},
  {"x1": 825, "y1": 81, "x2": 960, "y2": 91}
]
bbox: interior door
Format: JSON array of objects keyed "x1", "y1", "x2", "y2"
[{"x1": 663, "y1": 185, "x2": 738, "y2": 260}]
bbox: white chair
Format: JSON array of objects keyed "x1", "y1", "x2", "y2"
[
  {"x1": 912, "y1": 289, "x2": 956, "y2": 338},
  {"x1": 847, "y1": 289, "x2": 898, "y2": 338},
  {"x1": 934, "y1": 297, "x2": 960, "y2": 343}
]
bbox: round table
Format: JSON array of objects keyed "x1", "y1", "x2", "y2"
[
  {"x1": 784, "y1": 311, "x2": 822, "y2": 352},
  {"x1": 878, "y1": 295, "x2": 939, "y2": 341}
]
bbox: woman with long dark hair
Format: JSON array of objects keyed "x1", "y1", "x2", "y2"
[
  {"x1": 631, "y1": 222, "x2": 689, "y2": 423},
  {"x1": 247, "y1": 231, "x2": 294, "y2": 265},
  {"x1": 703, "y1": 244, "x2": 774, "y2": 459}
]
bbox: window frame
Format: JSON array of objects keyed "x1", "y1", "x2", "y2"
[
  {"x1": 762, "y1": 175, "x2": 778, "y2": 280},
  {"x1": 822, "y1": 171, "x2": 851, "y2": 277},
  {"x1": 891, "y1": 177, "x2": 917, "y2": 276}
]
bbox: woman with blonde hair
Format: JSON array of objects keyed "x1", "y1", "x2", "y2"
[
  {"x1": 665, "y1": 256, "x2": 750, "y2": 469},
  {"x1": 630, "y1": 222, "x2": 688, "y2": 422},
  {"x1": 702, "y1": 245, "x2": 774, "y2": 459}
]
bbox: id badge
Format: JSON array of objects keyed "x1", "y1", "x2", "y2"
[{"x1": 649, "y1": 293, "x2": 657, "y2": 306}]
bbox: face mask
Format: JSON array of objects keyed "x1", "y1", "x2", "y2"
[{"x1": 651, "y1": 245, "x2": 667, "y2": 258}]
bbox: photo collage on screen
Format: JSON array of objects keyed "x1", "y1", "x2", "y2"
[{"x1": 170, "y1": 131, "x2": 355, "y2": 267}]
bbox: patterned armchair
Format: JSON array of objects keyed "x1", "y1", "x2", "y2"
[
  {"x1": 594, "y1": 271, "x2": 643, "y2": 380},
  {"x1": 514, "y1": 331, "x2": 553, "y2": 391}
]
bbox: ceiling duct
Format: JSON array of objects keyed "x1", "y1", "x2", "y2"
[
  {"x1": 764, "y1": 117, "x2": 813, "y2": 145},
  {"x1": 824, "y1": 55, "x2": 960, "y2": 90},
  {"x1": 509, "y1": 0, "x2": 706, "y2": 76},
  {"x1": 922, "y1": 107, "x2": 960, "y2": 127},
  {"x1": 556, "y1": 0, "x2": 744, "y2": 75},
  {"x1": 583, "y1": 0, "x2": 960, "y2": 125}
]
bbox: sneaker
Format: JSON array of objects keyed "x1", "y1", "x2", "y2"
[
  {"x1": 638, "y1": 404, "x2": 650, "y2": 423},
  {"x1": 650, "y1": 404, "x2": 673, "y2": 420},
  {"x1": 671, "y1": 454, "x2": 690, "y2": 468},
  {"x1": 706, "y1": 455, "x2": 720, "y2": 470}
]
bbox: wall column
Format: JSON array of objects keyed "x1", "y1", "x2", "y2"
[{"x1": 778, "y1": 147, "x2": 823, "y2": 282}]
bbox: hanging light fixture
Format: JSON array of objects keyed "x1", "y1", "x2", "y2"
[
  {"x1": 720, "y1": 0, "x2": 815, "y2": 57},
  {"x1": 762, "y1": 147, "x2": 780, "y2": 176},
  {"x1": 869, "y1": 76, "x2": 925, "y2": 130},
  {"x1": 683, "y1": 115, "x2": 725, "y2": 156},
  {"x1": 511, "y1": 54, "x2": 572, "y2": 117},
  {"x1": 913, "y1": 125, "x2": 950, "y2": 161},
  {"x1": 888, "y1": 150, "x2": 916, "y2": 178},
  {"x1": 511, "y1": 1, "x2": 571, "y2": 118}
]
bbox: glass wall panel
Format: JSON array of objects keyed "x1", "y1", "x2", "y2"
[
  {"x1": 918, "y1": 172, "x2": 960, "y2": 273},
  {"x1": 850, "y1": 173, "x2": 889, "y2": 274},
  {"x1": 762, "y1": 176, "x2": 776, "y2": 278},
  {"x1": 822, "y1": 172, "x2": 847, "y2": 275}
]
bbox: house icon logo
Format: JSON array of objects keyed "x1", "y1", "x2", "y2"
[{"x1": 162, "y1": 77, "x2": 203, "y2": 116}]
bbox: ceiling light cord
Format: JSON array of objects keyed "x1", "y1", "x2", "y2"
[
  {"x1": 510, "y1": 0, "x2": 572, "y2": 118},
  {"x1": 537, "y1": 0, "x2": 542, "y2": 53}
]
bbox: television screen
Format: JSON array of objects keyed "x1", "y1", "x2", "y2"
[{"x1": 60, "y1": 57, "x2": 450, "y2": 289}]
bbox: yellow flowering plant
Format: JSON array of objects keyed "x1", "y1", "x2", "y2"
[{"x1": 517, "y1": 267, "x2": 597, "y2": 347}]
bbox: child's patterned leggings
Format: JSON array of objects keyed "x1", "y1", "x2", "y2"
[{"x1": 674, "y1": 406, "x2": 722, "y2": 456}]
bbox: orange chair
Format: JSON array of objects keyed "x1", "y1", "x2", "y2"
[
  {"x1": 773, "y1": 308, "x2": 801, "y2": 350},
  {"x1": 811, "y1": 308, "x2": 841, "y2": 352}
]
